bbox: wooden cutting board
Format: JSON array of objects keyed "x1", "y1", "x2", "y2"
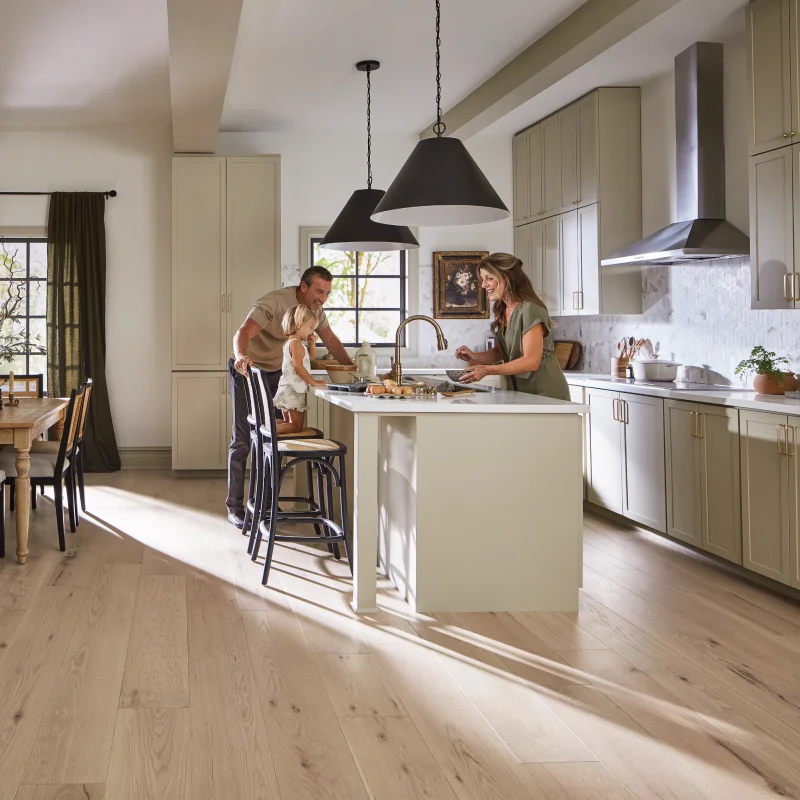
[{"x1": 554, "y1": 340, "x2": 582, "y2": 370}]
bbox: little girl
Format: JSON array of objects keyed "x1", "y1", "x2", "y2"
[{"x1": 273, "y1": 305, "x2": 328, "y2": 434}]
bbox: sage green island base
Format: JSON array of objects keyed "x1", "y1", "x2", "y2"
[{"x1": 306, "y1": 387, "x2": 586, "y2": 614}]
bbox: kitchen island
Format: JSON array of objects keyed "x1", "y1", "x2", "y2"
[{"x1": 306, "y1": 386, "x2": 587, "y2": 613}]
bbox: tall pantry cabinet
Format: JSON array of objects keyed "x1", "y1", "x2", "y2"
[{"x1": 171, "y1": 155, "x2": 281, "y2": 469}]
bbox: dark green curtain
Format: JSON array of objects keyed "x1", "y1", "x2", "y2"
[{"x1": 47, "y1": 192, "x2": 120, "y2": 472}]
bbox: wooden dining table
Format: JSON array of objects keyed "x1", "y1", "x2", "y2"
[{"x1": 0, "y1": 398, "x2": 69, "y2": 563}]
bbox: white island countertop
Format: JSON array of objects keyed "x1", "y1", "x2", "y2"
[
  {"x1": 313, "y1": 386, "x2": 588, "y2": 414},
  {"x1": 565, "y1": 373, "x2": 800, "y2": 416}
]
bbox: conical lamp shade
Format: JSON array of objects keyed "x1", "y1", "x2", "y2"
[
  {"x1": 320, "y1": 188, "x2": 419, "y2": 252},
  {"x1": 371, "y1": 137, "x2": 509, "y2": 227}
]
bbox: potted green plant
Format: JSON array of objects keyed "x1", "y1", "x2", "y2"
[{"x1": 735, "y1": 346, "x2": 794, "y2": 395}]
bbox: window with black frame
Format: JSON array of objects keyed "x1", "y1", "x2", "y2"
[
  {"x1": 0, "y1": 238, "x2": 48, "y2": 387},
  {"x1": 311, "y1": 237, "x2": 407, "y2": 347}
]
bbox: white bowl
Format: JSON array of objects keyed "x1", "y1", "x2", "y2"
[{"x1": 632, "y1": 360, "x2": 680, "y2": 382}]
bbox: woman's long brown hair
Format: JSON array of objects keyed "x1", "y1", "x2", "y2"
[{"x1": 479, "y1": 253, "x2": 547, "y2": 333}]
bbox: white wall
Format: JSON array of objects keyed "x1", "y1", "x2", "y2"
[
  {"x1": 0, "y1": 128, "x2": 172, "y2": 447},
  {"x1": 217, "y1": 130, "x2": 514, "y2": 365}
]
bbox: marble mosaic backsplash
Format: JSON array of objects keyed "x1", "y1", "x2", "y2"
[
  {"x1": 285, "y1": 258, "x2": 799, "y2": 383},
  {"x1": 552, "y1": 258, "x2": 800, "y2": 385}
]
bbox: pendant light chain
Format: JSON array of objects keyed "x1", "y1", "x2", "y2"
[
  {"x1": 433, "y1": 0, "x2": 446, "y2": 137},
  {"x1": 366, "y1": 64, "x2": 373, "y2": 189}
]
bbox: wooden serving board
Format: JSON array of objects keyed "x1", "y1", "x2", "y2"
[{"x1": 439, "y1": 389, "x2": 476, "y2": 397}]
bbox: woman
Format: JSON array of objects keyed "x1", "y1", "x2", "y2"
[{"x1": 456, "y1": 252, "x2": 570, "y2": 401}]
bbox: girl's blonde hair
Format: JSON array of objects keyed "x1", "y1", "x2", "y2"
[
  {"x1": 281, "y1": 304, "x2": 318, "y2": 337},
  {"x1": 478, "y1": 252, "x2": 548, "y2": 333}
]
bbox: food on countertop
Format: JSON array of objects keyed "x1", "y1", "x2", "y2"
[
  {"x1": 383, "y1": 379, "x2": 398, "y2": 388},
  {"x1": 390, "y1": 386, "x2": 404, "y2": 395},
  {"x1": 366, "y1": 385, "x2": 385, "y2": 395},
  {"x1": 401, "y1": 386, "x2": 414, "y2": 396}
]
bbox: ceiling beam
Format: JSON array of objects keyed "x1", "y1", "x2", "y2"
[
  {"x1": 167, "y1": 0, "x2": 245, "y2": 153},
  {"x1": 420, "y1": 0, "x2": 683, "y2": 140}
]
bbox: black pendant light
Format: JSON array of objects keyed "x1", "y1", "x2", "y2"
[
  {"x1": 371, "y1": 0, "x2": 509, "y2": 227},
  {"x1": 320, "y1": 61, "x2": 419, "y2": 252}
]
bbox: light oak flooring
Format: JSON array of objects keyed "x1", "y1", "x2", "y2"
[{"x1": 1, "y1": 471, "x2": 799, "y2": 799}]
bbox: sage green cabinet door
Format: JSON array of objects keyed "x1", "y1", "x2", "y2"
[
  {"x1": 750, "y1": 148, "x2": 795, "y2": 309},
  {"x1": 528, "y1": 219, "x2": 544, "y2": 298},
  {"x1": 558, "y1": 105, "x2": 579, "y2": 213},
  {"x1": 172, "y1": 157, "x2": 227, "y2": 370},
  {"x1": 747, "y1": 0, "x2": 794, "y2": 155},
  {"x1": 700, "y1": 405, "x2": 743, "y2": 564},
  {"x1": 515, "y1": 222, "x2": 544, "y2": 296},
  {"x1": 577, "y1": 92, "x2": 599, "y2": 207},
  {"x1": 569, "y1": 385, "x2": 587, "y2": 501},
  {"x1": 586, "y1": 388, "x2": 624, "y2": 513},
  {"x1": 559, "y1": 210, "x2": 580, "y2": 316},
  {"x1": 621, "y1": 392, "x2": 666, "y2": 534},
  {"x1": 529, "y1": 124, "x2": 544, "y2": 220},
  {"x1": 665, "y1": 400, "x2": 703, "y2": 548},
  {"x1": 577, "y1": 203, "x2": 600, "y2": 315},
  {"x1": 541, "y1": 116, "x2": 561, "y2": 219},
  {"x1": 740, "y1": 410, "x2": 792, "y2": 584},
  {"x1": 542, "y1": 215, "x2": 562, "y2": 316},
  {"x1": 789, "y1": 418, "x2": 800, "y2": 589},
  {"x1": 513, "y1": 130, "x2": 530, "y2": 225},
  {"x1": 172, "y1": 372, "x2": 229, "y2": 470}
]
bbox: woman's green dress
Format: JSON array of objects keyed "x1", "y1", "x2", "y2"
[{"x1": 495, "y1": 301, "x2": 570, "y2": 401}]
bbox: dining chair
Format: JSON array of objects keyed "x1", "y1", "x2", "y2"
[
  {"x1": 0, "y1": 373, "x2": 44, "y2": 399},
  {"x1": 28, "y1": 378, "x2": 92, "y2": 521},
  {"x1": 0, "y1": 472, "x2": 6, "y2": 558},
  {"x1": 0, "y1": 387, "x2": 83, "y2": 551},
  {"x1": 249, "y1": 366, "x2": 352, "y2": 586}
]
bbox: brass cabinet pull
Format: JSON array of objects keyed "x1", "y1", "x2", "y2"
[
  {"x1": 783, "y1": 133, "x2": 791, "y2": 138},
  {"x1": 612, "y1": 398, "x2": 619, "y2": 422},
  {"x1": 784, "y1": 273, "x2": 791, "y2": 301},
  {"x1": 227, "y1": 294, "x2": 231, "y2": 312},
  {"x1": 792, "y1": 132, "x2": 797, "y2": 136},
  {"x1": 573, "y1": 291, "x2": 579, "y2": 310},
  {"x1": 785, "y1": 424, "x2": 794, "y2": 456},
  {"x1": 777, "y1": 424, "x2": 786, "y2": 455},
  {"x1": 690, "y1": 411, "x2": 696, "y2": 438},
  {"x1": 793, "y1": 272, "x2": 800, "y2": 301},
  {"x1": 696, "y1": 412, "x2": 704, "y2": 439},
  {"x1": 621, "y1": 399, "x2": 629, "y2": 425}
]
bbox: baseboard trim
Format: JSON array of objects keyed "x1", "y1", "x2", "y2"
[{"x1": 119, "y1": 447, "x2": 172, "y2": 470}]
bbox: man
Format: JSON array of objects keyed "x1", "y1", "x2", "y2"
[{"x1": 227, "y1": 266, "x2": 352, "y2": 528}]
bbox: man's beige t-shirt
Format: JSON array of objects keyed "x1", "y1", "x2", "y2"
[{"x1": 243, "y1": 286, "x2": 329, "y2": 372}]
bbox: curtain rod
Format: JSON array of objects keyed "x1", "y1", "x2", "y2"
[{"x1": 0, "y1": 190, "x2": 117, "y2": 197}]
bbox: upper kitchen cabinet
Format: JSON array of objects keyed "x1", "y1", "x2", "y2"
[
  {"x1": 512, "y1": 88, "x2": 642, "y2": 315},
  {"x1": 513, "y1": 129, "x2": 531, "y2": 225},
  {"x1": 750, "y1": 146, "x2": 797, "y2": 308},
  {"x1": 172, "y1": 155, "x2": 281, "y2": 370},
  {"x1": 747, "y1": 0, "x2": 798, "y2": 156}
]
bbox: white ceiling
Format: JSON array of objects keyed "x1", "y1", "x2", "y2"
[
  {"x1": 0, "y1": 0, "x2": 749, "y2": 138},
  {"x1": 220, "y1": 0, "x2": 588, "y2": 134},
  {"x1": 483, "y1": 0, "x2": 748, "y2": 136},
  {"x1": 0, "y1": 0, "x2": 171, "y2": 129}
]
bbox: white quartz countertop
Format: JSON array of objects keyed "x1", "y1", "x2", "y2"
[
  {"x1": 313, "y1": 386, "x2": 588, "y2": 414},
  {"x1": 565, "y1": 373, "x2": 800, "y2": 416},
  {"x1": 309, "y1": 368, "x2": 452, "y2": 376}
]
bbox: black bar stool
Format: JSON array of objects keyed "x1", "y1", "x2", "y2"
[
  {"x1": 249, "y1": 366, "x2": 352, "y2": 586},
  {"x1": 242, "y1": 366, "x2": 326, "y2": 548}
]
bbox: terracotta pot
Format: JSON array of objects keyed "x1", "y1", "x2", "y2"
[
  {"x1": 783, "y1": 372, "x2": 799, "y2": 392},
  {"x1": 754, "y1": 373, "x2": 785, "y2": 395}
]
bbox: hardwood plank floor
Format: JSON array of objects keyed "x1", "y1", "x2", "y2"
[{"x1": 1, "y1": 471, "x2": 800, "y2": 799}]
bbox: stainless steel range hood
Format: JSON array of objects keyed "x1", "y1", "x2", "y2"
[{"x1": 602, "y1": 42, "x2": 749, "y2": 266}]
